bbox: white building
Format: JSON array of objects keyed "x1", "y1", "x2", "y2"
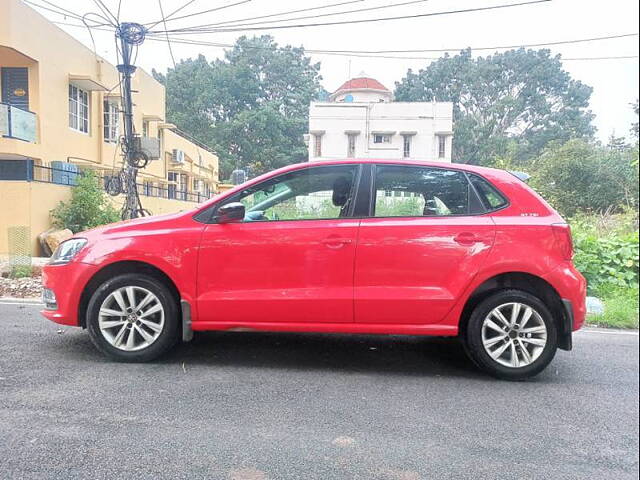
[{"x1": 307, "y1": 75, "x2": 454, "y2": 162}]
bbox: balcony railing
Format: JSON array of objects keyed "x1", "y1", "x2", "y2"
[
  {"x1": 0, "y1": 102, "x2": 37, "y2": 143},
  {"x1": 0, "y1": 163, "x2": 212, "y2": 204}
]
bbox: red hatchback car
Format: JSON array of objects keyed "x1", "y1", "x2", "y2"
[{"x1": 41, "y1": 159, "x2": 586, "y2": 379}]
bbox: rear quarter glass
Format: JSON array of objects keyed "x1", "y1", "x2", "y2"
[{"x1": 476, "y1": 169, "x2": 560, "y2": 220}]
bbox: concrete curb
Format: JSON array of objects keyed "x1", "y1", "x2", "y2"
[{"x1": 0, "y1": 297, "x2": 43, "y2": 304}]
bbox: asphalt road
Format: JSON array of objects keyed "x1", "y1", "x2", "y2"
[{"x1": 0, "y1": 302, "x2": 638, "y2": 480}]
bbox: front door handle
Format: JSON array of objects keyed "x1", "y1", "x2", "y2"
[
  {"x1": 321, "y1": 237, "x2": 352, "y2": 249},
  {"x1": 454, "y1": 232, "x2": 480, "y2": 245}
]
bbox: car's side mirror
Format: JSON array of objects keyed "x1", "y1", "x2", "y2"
[{"x1": 215, "y1": 202, "x2": 245, "y2": 224}]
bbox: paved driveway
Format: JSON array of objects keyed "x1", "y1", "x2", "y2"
[{"x1": 1, "y1": 302, "x2": 638, "y2": 479}]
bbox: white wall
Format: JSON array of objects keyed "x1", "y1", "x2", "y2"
[{"x1": 308, "y1": 101, "x2": 454, "y2": 162}]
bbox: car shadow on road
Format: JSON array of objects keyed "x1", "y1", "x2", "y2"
[{"x1": 159, "y1": 331, "x2": 489, "y2": 380}]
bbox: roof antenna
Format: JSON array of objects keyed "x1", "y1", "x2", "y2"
[{"x1": 348, "y1": 59, "x2": 351, "y2": 80}]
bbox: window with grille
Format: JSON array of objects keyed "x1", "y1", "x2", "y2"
[
  {"x1": 313, "y1": 134, "x2": 322, "y2": 158},
  {"x1": 69, "y1": 85, "x2": 89, "y2": 133},
  {"x1": 438, "y1": 135, "x2": 447, "y2": 159},
  {"x1": 373, "y1": 134, "x2": 392, "y2": 144},
  {"x1": 103, "y1": 100, "x2": 119, "y2": 142},
  {"x1": 402, "y1": 135, "x2": 412, "y2": 158},
  {"x1": 347, "y1": 134, "x2": 356, "y2": 158}
]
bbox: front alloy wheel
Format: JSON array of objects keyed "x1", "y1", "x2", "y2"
[
  {"x1": 86, "y1": 273, "x2": 179, "y2": 362},
  {"x1": 98, "y1": 286, "x2": 165, "y2": 352}
]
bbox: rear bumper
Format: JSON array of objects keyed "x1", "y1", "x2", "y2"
[
  {"x1": 543, "y1": 261, "x2": 587, "y2": 332},
  {"x1": 40, "y1": 261, "x2": 99, "y2": 326}
]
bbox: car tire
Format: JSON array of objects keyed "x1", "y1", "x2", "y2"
[
  {"x1": 463, "y1": 289, "x2": 558, "y2": 380},
  {"x1": 86, "y1": 273, "x2": 179, "y2": 362}
]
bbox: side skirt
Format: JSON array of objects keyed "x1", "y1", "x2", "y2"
[{"x1": 191, "y1": 321, "x2": 458, "y2": 337}]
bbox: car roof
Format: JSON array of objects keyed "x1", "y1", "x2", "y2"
[{"x1": 275, "y1": 158, "x2": 509, "y2": 177}]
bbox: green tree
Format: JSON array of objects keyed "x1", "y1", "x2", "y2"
[
  {"x1": 394, "y1": 49, "x2": 595, "y2": 165},
  {"x1": 529, "y1": 139, "x2": 639, "y2": 217},
  {"x1": 154, "y1": 36, "x2": 324, "y2": 178},
  {"x1": 51, "y1": 170, "x2": 120, "y2": 233}
]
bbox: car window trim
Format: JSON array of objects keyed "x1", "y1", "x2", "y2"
[
  {"x1": 199, "y1": 163, "x2": 363, "y2": 224},
  {"x1": 466, "y1": 172, "x2": 511, "y2": 214},
  {"x1": 368, "y1": 163, "x2": 491, "y2": 219}
]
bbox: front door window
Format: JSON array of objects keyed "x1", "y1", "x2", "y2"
[{"x1": 220, "y1": 165, "x2": 359, "y2": 222}]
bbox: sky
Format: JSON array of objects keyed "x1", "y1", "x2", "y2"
[{"x1": 29, "y1": 0, "x2": 640, "y2": 142}]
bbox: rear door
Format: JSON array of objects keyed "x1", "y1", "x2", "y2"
[{"x1": 354, "y1": 164, "x2": 496, "y2": 325}]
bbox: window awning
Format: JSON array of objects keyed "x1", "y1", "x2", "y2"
[
  {"x1": 143, "y1": 114, "x2": 164, "y2": 122},
  {"x1": 68, "y1": 75, "x2": 108, "y2": 91}
]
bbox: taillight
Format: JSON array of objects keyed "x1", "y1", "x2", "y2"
[{"x1": 551, "y1": 223, "x2": 574, "y2": 260}]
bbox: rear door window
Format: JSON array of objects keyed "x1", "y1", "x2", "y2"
[{"x1": 373, "y1": 165, "x2": 470, "y2": 217}]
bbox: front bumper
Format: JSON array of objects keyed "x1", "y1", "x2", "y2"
[{"x1": 41, "y1": 261, "x2": 99, "y2": 326}]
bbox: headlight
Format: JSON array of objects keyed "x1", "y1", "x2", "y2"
[{"x1": 50, "y1": 238, "x2": 87, "y2": 265}]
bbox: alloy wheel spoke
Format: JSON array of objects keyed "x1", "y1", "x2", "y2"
[
  {"x1": 136, "y1": 293, "x2": 154, "y2": 312},
  {"x1": 510, "y1": 303, "x2": 522, "y2": 327},
  {"x1": 518, "y1": 339, "x2": 533, "y2": 364},
  {"x1": 485, "y1": 319, "x2": 506, "y2": 334},
  {"x1": 100, "y1": 319, "x2": 126, "y2": 329},
  {"x1": 490, "y1": 340, "x2": 511, "y2": 360},
  {"x1": 139, "y1": 303, "x2": 162, "y2": 319},
  {"x1": 483, "y1": 335, "x2": 507, "y2": 348},
  {"x1": 113, "y1": 324, "x2": 128, "y2": 347},
  {"x1": 112, "y1": 289, "x2": 128, "y2": 312},
  {"x1": 520, "y1": 336, "x2": 546, "y2": 347},
  {"x1": 491, "y1": 309, "x2": 511, "y2": 328},
  {"x1": 139, "y1": 318, "x2": 163, "y2": 333},
  {"x1": 125, "y1": 287, "x2": 137, "y2": 311},
  {"x1": 510, "y1": 341, "x2": 520, "y2": 368},
  {"x1": 520, "y1": 325, "x2": 546, "y2": 334},
  {"x1": 135, "y1": 324, "x2": 155, "y2": 343},
  {"x1": 126, "y1": 326, "x2": 136, "y2": 350},
  {"x1": 100, "y1": 307, "x2": 125, "y2": 317},
  {"x1": 519, "y1": 307, "x2": 533, "y2": 329}
]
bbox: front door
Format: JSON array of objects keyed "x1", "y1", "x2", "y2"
[
  {"x1": 354, "y1": 164, "x2": 496, "y2": 325},
  {"x1": 196, "y1": 164, "x2": 361, "y2": 325}
]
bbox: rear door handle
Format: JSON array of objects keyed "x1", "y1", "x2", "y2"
[
  {"x1": 454, "y1": 232, "x2": 480, "y2": 245},
  {"x1": 321, "y1": 237, "x2": 352, "y2": 249}
]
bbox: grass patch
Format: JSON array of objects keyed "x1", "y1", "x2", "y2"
[
  {"x1": 9, "y1": 265, "x2": 33, "y2": 279},
  {"x1": 587, "y1": 287, "x2": 639, "y2": 329}
]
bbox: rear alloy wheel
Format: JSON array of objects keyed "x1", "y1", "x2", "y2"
[
  {"x1": 464, "y1": 290, "x2": 558, "y2": 380},
  {"x1": 86, "y1": 274, "x2": 179, "y2": 362}
]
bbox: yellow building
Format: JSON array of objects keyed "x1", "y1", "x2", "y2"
[{"x1": 0, "y1": 0, "x2": 219, "y2": 255}]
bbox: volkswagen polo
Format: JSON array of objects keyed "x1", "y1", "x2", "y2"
[{"x1": 41, "y1": 159, "x2": 586, "y2": 380}]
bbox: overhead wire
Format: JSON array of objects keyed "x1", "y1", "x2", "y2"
[
  {"x1": 143, "y1": 31, "x2": 639, "y2": 60},
  {"x1": 22, "y1": 0, "x2": 108, "y2": 26},
  {"x1": 193, "y1": 0, "x2": 366, "y2": 29},
  {"x1": 176, "y1": 0, "x2": 433, "y2": 31},
  {"x1": 149, "y1": 0, "x2": 553, "y2": 34},
  {"x1": 157, "y1": 0, "x2": 178, "y2": 69},
  {"x1": 92, "y1": 0, "x2": 119, "y2": 26},
  {"x1": 146, "y1": 0, "x2": 200, "y2": 29},
  {"x1": 145, "y1": 0, "x2": 255, "y2": 28}
]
